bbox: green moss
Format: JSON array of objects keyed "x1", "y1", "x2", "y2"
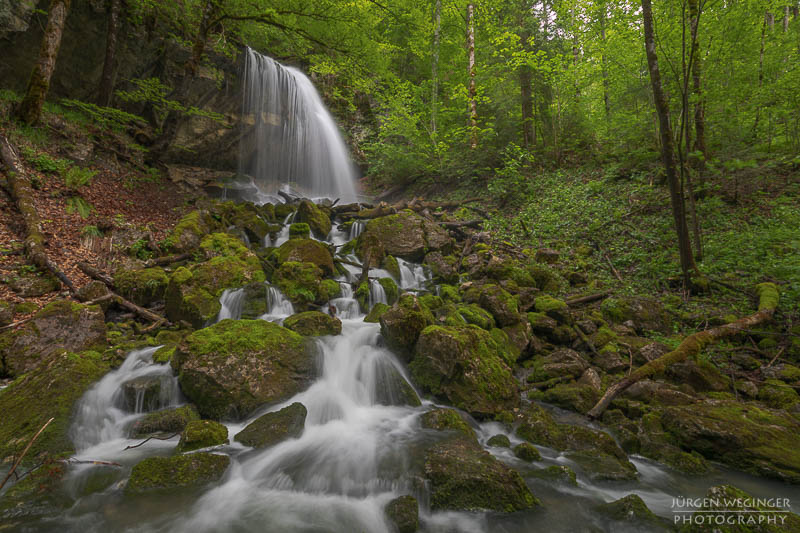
[
  {"x1": 439, "y1": 284, "x2": 461, "y2": 303},
  {"x1": 757, "y1": 379, "x2": 800, "y2": 408},
  {"x1": 594, "y1": 494, "x2": 662, "y2": 525},
  {"x1": 531, "y1": 383, "x2": 601, "y2": 415},
  {"x1": 420, "y1": 408, "x2": 476, "y2": 439},
  {"x1": 778, "y1": 364, "x2": 800, "y2": 382},
  {"x1": 364, "y1": 302, "x2": 390, "y2": 323},
  {"x1": 289, "y1": 222, "x2": 310, "y2": 239},
  {"x1": 295, "y1": 201, "x2": 331, "y2": 238},
  {"x1": 593, "y1": 325, "x2": 618, "y2": 347},
  {"x1": 487, "y1": 434, "x2": 511, "y2": 447},
  {"x1": 513, "y1": 442, "x2": 542, "y2": 461},
  {"x1": 756, "y1": 282, "x2": 780, "y2": 311},
  {"x1": 152, "y1": 346, "x2": 175, "y2": 364},
  {"x1": 450, "y1": 303, "x2": 495, "y2": 330},
  {"x1": 114, "y1": 267, "x2": 168, "y2": 306},
  {"x1": 283, "y1": 311, "x2": 342, "y2": 336},
  {"x1": 529, "y1": 465, "x2": 577, "y2": 485},
  {"x1": 319, "y1": 279, "x2": 341, "y2": 301},
  {"x1": 273, "y1": 261, "x2": 325, "y2": 309},
  {"x1": 273, "y1": 238, "x2": 334, "y2": 275},
  {"x1": 131, "y1": 405, "x2": 200, "y2": 437},
  {"x1": 419, "y1": 293, "x2": 442, "y2": 310},
  {"x1": 126, "y1": 453, "x2": 230, "y2": 494},
  {"x1": 176, "y1": 420, "x2": 228, "y2": 452},
  {"x1": 381, "y1": 255, "x2": 401, "y2": 281},
  {"x1": 379, "y1": 277, "x2": 399, "y2": 305},
  {"x1": 534, "y1": 295, "x2": 569, "y2": 322},
  {"x1": 385, "y1": 495, "x2": 419, "y2": 533},
  {"x1": 234, "y1": 402, "x2": 307, "y2": 448}
]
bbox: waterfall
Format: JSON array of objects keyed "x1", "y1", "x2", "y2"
[
  {"x1": 239, "y1": 48, "x2": 359, "y2": 202},
  {"x1": 397, "y1": 258, "x2": 429, "y2": 290},
  {"x1": 349, "y1": 221, "x2": 365, "y2": 240},
  {"x1": 260, "y1": 285, "x2": 295, "y2": 322},
  {"x1": 368, "y1": 279, "x2": 387, "y2": 310},
  {"x1": 217, "y1": 288, "x2": 245, "y2": 321}
]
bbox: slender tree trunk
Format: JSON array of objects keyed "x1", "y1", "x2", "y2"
[
  {"x1": 97, "y1": 0, "x2": 122, "y2": 106},
  {"x1": 642, "y1": 0, "x2": 697, "y2": 287},
  {"x1": 466, "y1": 3, "x2": 478, "y2": 149},
  {"x1": 598, "y1": 3, "x2": 610, "y2": 116},
  {"x1": 16, "y1": 0, "x2": 72, "y2": 125},
  {"x1": 784, "y1": 6, "x2": 791, "y2": 31},
  {"x1": 753, "y1": 13, "x2": 767, "y2": 137},
  {"x1": 520, "y1": 67, "x2": 534, "y2": 147},
  {"x1": 431, "y1": 0, "x2": 442, "y2": 137},
  {"x1": 187, "y1": 0, "x2": 217, "y2": 77},
  {"x1": 688, "y1": 0, "x2": 706, "y2": 160}
]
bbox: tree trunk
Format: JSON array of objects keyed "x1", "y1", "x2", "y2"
[
  {"x1": 642, "y1": 0, "x2": 697, "y2": 287},
  {"x1": 587, "y1": 283, "x2": 779, "y2": 419},
  {"x1": 688, "y1": 0, "x2": 706, "y2": 160},
  {"x1": 753, "y1": 13, "x2": 767, "y2": 137},
  {"x1": 16, "y1": 0, "x2": 72, "y2": 125},
  {"x1": 598, "y1": 3, "x2": 611, "y2": 116},
  {"x1": 518, "y1": 11, "x2": 535, "y2": 147},
  {"x1": 97, "y1": 0, "x2": 122, "y2": 107},
  {"x1": 187, "y1": 0, "x2": 217, "y2": 77},
  {"x1": 431, "y1": 0, "x2": 442, "y2": 137},
  {"x1": 466, "y1": 3, "x2": 478, "y2": 150}
]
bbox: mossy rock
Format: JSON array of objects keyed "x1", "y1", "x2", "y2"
[
  {"x1": 216, "y1": 200, "x2": 270, "y2": 241},
  {"x1": 0, "y1": 351, "x2": 109, "y2": 464},
  {"x1": 423, "y1": 436, "x2": 539, "y2": 512},
  {"x1": 0, "y1": 299, "x2": 107, "y2": 377},
  {"x1": 533, "y1": 295, "x2": 570, "y2": 323},
  {"x1": 529, "y1": 465, "x2": 577, "y2": 485},
  {"x1": 176, "y1": 419, "x2": 229, "y2": 452},
  {"x1": 234, "y1": 402, "x2": 307, "y2": 448},
  {"x1": 439, "y1": 284, "x2": 461, "y2": 304},
  {"x1": 601, "y1": 296, "x2": 671, "y2": 333},
  {"x1": 778, "y1": 364, "x2": 800, "y2": 383},
  {"x1": 274, "y1": 203, "x2": 296, "y2": 219},
  {"x1": 273, "y1": 261, "x2": 326, "y2": 310},
  {"x1": 8, "y1": 269, "x2": 60, "y2": 297},
  {"x1": 420, "y1": 408, "x2": 476, "y2": 440},
  {"x1": 757, "y1": 379, "x2": 800, "y2": 409},
  {"x1": 513, "y1": 442, "x2": 542, "y2": 462},
  {"x1": 678, "y1": 484, "x2": 800, "y2": 532},
  {"x1": 411, "y1": 325, "x2": 518, "y2": 418},
  {"x1": 445, "y1": 303, "x2": 495, "y2": 330},
  {"x1": 418, "y1": 293, "x2": 443, "y2": 311},
  {"x1": 172, "y1": 319, "x2": 315, "y2": 420},
  {"x1": 595, "y1": 494, "x2": 665, "y2": 527},
  {"x1": 424, "y1": 252, "x2": 460, "y2": 284},
  {"x1": 295, "y1": 200, "x2": 332, "y2": 238},
  {"x1": 283, "y1": 311, "x2": 342, "y2": 336},
  {"x1": 476, "y1": 284, "x2": 520, "y2": 327},
  {"x1": 364, "y1": 302, "x2": 389, "y2": 323},
  {"x1": 356, "y1": 211, "x2": 453, "y2": 263},
  {"x1": 379, "y1": 277, "x2": 399, "y2": 305},
  {"x1": 529, "y1": 383, "x2": 601, "y2": 415},
  {"x1": 272, "y1": 238, "x2": 334, "y2": 276},
  {"x1": 385, "y1": 495, "x2": 419, "y2": 533},
  {"x1": 169, "y1": 210, "x2": 218, "y2": 253},
  {"x1": 375, "y1": 362, "x2": 421, "y2": 407},
  {"x1": 114, "y1": 267, "x2": 169, "y2": 306},
  {"x1": 487, "y1": 434, "x2": 511, "y2": 447},
  {"x1": 130, "y1": 405, "x2": 200, "y2": 437},
  {"x1": 289, "y1": 222, "x2": 310, "y2": 239},
  {"x1": 379, "y1": 294, "x2": 434, "y2": 361},
  {"x1": 381, "y1": 255, "x2": 401, "y2": 281},
  {"x1": 126, "y1": 453, "x2": 230, "y2": 494}
]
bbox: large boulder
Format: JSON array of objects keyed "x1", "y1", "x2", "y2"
[
  {"x1": 167, "y1": 210, "x2": 220, "y2": 253},
  {"x1": 411, "y1": 325, "x2": 518, "y2": 418},
  {"x1": 0, "y1": 351, "x2": 109, "y2": 464},
  {"x1": 0, "y1": 300, "x2": 106, "y2": 377},
  {"x1": 172, "y1": 319, "x2": 316, "y2": 420},
  {"x1": 295, "y1": 200, "x2": 332, "y2": 239},
  {"x1": 379, "y1": 294, "x2": 434, "y2": 361},
  {"x1": 423, "y1": 436, "x2": 539, "y2": 512},
  {"x1": 283, "y1": 311, "x2": 342, "y2": 336},
  {"x1": 176, "y1": 420, "x2": 229, "y2": 452},
  {"x1": 126, "y1": 453, "x2": 230, "y2": 494},
  {"x1": 356, "y1": 211, "x2": 453, "y2": 262},
  {"x1": 385, "y1": 495, "x2": 419, "y2": 533},
  {"x1": 476, "y1": 284, "x2": 521, "y2": 327},
  {"x1": 114, "y1": 267, "x2": 169, "y2": 307},
  {"x1": 216, "y1": 200, "x2": 271, "y2": 242},
  {"x1": 130, "y1": 405, "x2": 200, "y2": 437},
  {"x1": 272, "y1": 238, "x2": 334, "y2": 276},
  {"x1": 273, "y1": 262, "x2": 341, "y2": 310},
  {"x1": 234, "y1": 402, "x2": 307, "y2": 448}
]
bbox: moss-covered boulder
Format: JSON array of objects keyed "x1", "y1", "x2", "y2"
[
  {"x1": 659, "y1": 400, "x2": 800, "y2": 482},
  {"x1": 375, "y1": 363, "x2": 421, "y2": 407},
  {"x1": 530, "y1": 383, "x2": 601, "y2": 415},
  {"x1": 379, "y1": 294, "x2": 434, "y2": 361},
  {"x1": 168, "y1": 210, "x2": 219, "y2": 253},
  {"x1": 216, "y1": 200, "x2": 270, "y2": 242},
  {"x1": 601, "y1": 296, "x2": 671, "y2": 333},
  {"x1": 0, "y1": 351, "x2": 109, "y2": 464},
  {"x1": 529, "y1": 465, "x2": 577, "y2": 485},
  {"x1": 295, "y1": 200, "x2": 332, "y2": 239},
  {"x1": 445, "y1": 304, "x2": 495, "y2": 330},
  {"x1": 516, "y1": 403, "x2": 636, "y2": 481},
  {"x1": 526, "y1": 349, "x2": 589, "y2": 383},
  {"x1": 385, "y1": 495, "x2": 419, "y2": 533},
  {"x1": 273, "y1": 238, "x2": 334, "y2": 276},
  {"x1": 176, "y1": 420, "x2": 228, "y2": 452},
  {"x1": 284, "y1": 311, "x2": 342, "y2": 336},
  {"x1": 356, "y1": 211, "x2": 453, "y2": 263},
  {"x1": 424, "y1": 252, "x2": 459, "y2": 284},
  {"x1": 757, "y1": 379, "x2": 800, "y2": 409},
  {"x1": 379, "y1": 277, "x2": 399, "y2": 305},
  {"x1": 533, "y1": 295, "x2": 570, "y2": 323},
  {"x1": 423, "y1": 436, "x2": 539, "y2": 512},
  {"x1": 234, "y1": 402, "x2": 307, "y2": 448},
  {"x1": 130, "y1": 405, "x2": 200, "y2": 437},
  {"x1": 126, "y1": 453, "x2": 230, "y2": 494},
  {"x1": 172, "y1": 319, "x2": 315, "y2": 420},
  {"x1": 420, "y1": 408, "x2": 476, "y2": 440},
  {"x1": 411, "y1": 325, "x2": 518, "y2": 418},
  {"x1": 364, "y1": 302, "x2": 389, "y2": 323},
  {"x1": 273, "y1": 261, "x2": 333, "y2": 309},
  {"x1": 0, "y1": 299, "x2": 106, "y2": 377},
  {"x1": 513, "y1": 442, "x2": 542, "y2": 462},
  {"x1": 476, "y1": 284, "x2": 520, "y2": 327},
  {"x1": 114, "y1": 267, "x2": 169, "y2": 306},
  {"x1": 487, "y1": 434, "x2": 511, "y2": 447},
  {"x1": 595, "y1": 494, "x2": 665, "y2": 528}
]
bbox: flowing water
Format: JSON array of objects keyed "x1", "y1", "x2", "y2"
[{"x1": 237, "y1": 48, "x2": 359, "y2": 203}]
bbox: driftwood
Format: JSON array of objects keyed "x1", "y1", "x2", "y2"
[
  {"x1": 77, "y1": 266, "x2": 169, "y2": 326},
  {"x1": 0, "y1": 417, "x2": 54, "y2": 491},
  {"x1": 124, "y1": 432, "x2": 180, "y2": 451},
  {"x1": 586, "y1": 283, "x2": 780, "y2": 419},
  {"x1": 77, "y1": 261, "x2": 114, "y2": 288},
  {"x1": 145, "y1": 253, "x2": 192, "y2": 267},
  {"x1": 0, "y1": 134, "x2": 75, "y2": 292},
  {"x1": 566, "y1": 292, "x2": 611, "y2": 307}
]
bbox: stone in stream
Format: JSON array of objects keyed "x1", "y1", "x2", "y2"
[
  {"x1": 120, "y1": 375, "x2": 164, "y2": 412},
  {"x1": 176, "y1": 420, "x2": 229, "y2": 452},
  {"x1": 130, "y1": 405, "x2": 200, "y2": 437},
  {"x1": 234, "y1": 402, "x2": 307, "y2": 448},
  {"x1": 379, "y1": 294, "x2": 434, "y2": 361},
  {"x1": 283, "y1": 311, "x2": 342, "y2": 336},
  {"x1": 126, "y1": 453, "x2": 230, "y2": 494},
  {"x1": 172, "y1": 319, "x2": 316, "y2": 420},
  {"x1": 530, "y1": 465, "x2": 577, "y2": 486},
  {"x1": 594, "y1": 494, "x2": 666, "y2": 528},
  {"x1": 374, "y1": 363, "x2": 421, "y2": 407},
  {"x1": 487, "y1": 434, "x2": 511, "y2": 448},
  {"x1": 384, "y1": 495, "x2": 419, "y2": 533},
  {"x1": 513, "y1": 442, "x2": 542, "y2": 462},
  {"x1": 355, "y1": 211, "x2": 453, "y2": 263},
  {"x1": 420, "y1": 408, "x2": 476, "y2": 440}
]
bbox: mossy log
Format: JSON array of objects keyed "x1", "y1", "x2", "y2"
[
  {"x1": 0, "y1": 133, "x2": 75, "y2": 292},
  {"x1": 586, "y1": 283, "x2": 780, "y2": 419}
]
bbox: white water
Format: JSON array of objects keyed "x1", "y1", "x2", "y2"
[
  {"x1": 397, "y1": 258, "x2": 429, "y2": 290},
  {"x1": 260, "y1": 285, "x2": 295, "y2": 322},
  {"x1": 217, "y1": 288, "x2": 245, "y2": 321},
  {"x1": 368, "y1": 279, "x2": 387, "y2": 310},
  {"x1": 238, "y1": 48, "x2": 359, "y2": 203}
]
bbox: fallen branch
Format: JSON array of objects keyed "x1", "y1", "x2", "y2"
[
  {"x1": 566, "y1": 292, "x2": 610, "y2": 307},
  {"x1": 124, "y1": 432, "x2": 180, "y2": 450},
  {"x1": 439, "y1": 220, "x2": 482, "y2": 230},
  {"x1": 0, "y1": 134, "x2": 75, "y2": 293},
  {"x1": 144, "y1": 253, "x2": 192, "y2": 267},
  {"x1": 77, "y1": 261, "x2": 115, "y2": 288},
  {"x1": 77, "y1": 286, "x2": 168, "y2": 326},
  {"x1": 0, "y1": 316, "x2": 35, "y2": 331},
  {"x1": 587, "y1": 283, "x2": 780, "y2": 419},
  {"x1": 574, "y1": 324, "x2": 600, "y2": 358},
  {"x1": 0, "y1": 417, "x2": 54, "y2": 491}
]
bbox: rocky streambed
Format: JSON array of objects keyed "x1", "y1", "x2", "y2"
[{"x1": 2, "y1": 197, "x2": 800, "y2": 532}]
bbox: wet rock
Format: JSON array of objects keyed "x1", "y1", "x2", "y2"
[
  {"x1": 385, "y1": 495, "x2": 419, "y2": 533},
  {"x1": 501, "y1": 321, "x2": 533, "y2": 361},
  {"x1": 420, "y1": 408, "x2": 476, "y2": 440},
  {"x1": 411, "y1": 325, "x2": 518, "y2": 418},
  {"x1": 114, "y1": 267, "x2": 169, "y2": 306},
  {"x1": 487, "y1": 434, "x2": 511, "y2": 448},
  {"x1": 594, "y1": 494, "x2": 665, "y2": 527},
  {"x1": 294, "y1": 200, "x2": 332, "y2": 239},
  {"x1": 356, "y1": 211, "x2": 453, "y2": 263},
  {"x1": 284, "y1": 311, "x2": 342, "y2": 336},
  {"x1": 679, "y1": 484, "x2": 800, "y2": 532},
  {"x1": 423, "y1": 436, "x2": 539, "y2": 512},
  {"x1": 126, "y1": 453, "x2": 230, "y2": 494},
  {"x1": 235, "y1": 402, "x2": 307, "y2": 448},
  {"x1": 176, "y1": 419, "x2": 229, "y2": 452},
  {"x1": 477, "y1": 284, "x2": 520, "y2": 327},
  {"x1": 513, "y1": 442, "x2": 541, "y2": 462},
  {"x1": 529, "y1": 465, "x2": 577, "y2": 485},
  {"x1": 375, "y1": 363, "x2": 421, "y2": 407},
  {"x1": 527, "y1": 311, "x2": 558, "y2": 337},
  {"x1": 273, "y1": 262, "x2": 340, "y2": 310},
  {"x1": 172, "y1": 319, "x2": 315, "y2": 420},
  {"x1": 735, "y1": 380, "x2": 759, "y2": 399},
  {"x1": 130, "y1": 405, "x2": 200, "y2": 437},
  {"x1": 272, "y1": 238, "x2": 334, "y2": 276},
  {"x1": 364, "y1": 302, "x2": 390, "y2": 323},
  {"x1": 379, "y1": 294, "x2": 434, "y2": 361},
  {"x1": 1, "y1": 299, "x2": 106, "y2": 377},
  {"x1": 120, "y1": 375, "x2": 165, "y2": 412}
]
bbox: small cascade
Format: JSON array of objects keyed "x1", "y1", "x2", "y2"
[
  {"x1": 349, "y1": 221, "x2": 365, "y2": 240},
  {"x1": 217, "y1": 288, "x2": 246, "y2": 321},
  {"x1": 70, "y1": 347, "x2": 181, "y2": 457},
  {"x1": 397, "y1": 258, "x2": 429, "y2": 290},
  {"x1": 238, "y1": 48, "x2": 359, "y2": 202},
  {"x1": 329, "y1": 281, "x2": 360, "y2": 319},
  {"x1": 368, "y1": 279, "x2": 387, "y2": 310},
  {"x1": 261, "y1": 285, "x2": 295, "y2": 322},
  {"x1": 270, "y1": 212, "x2": 296, "y2": 248}
]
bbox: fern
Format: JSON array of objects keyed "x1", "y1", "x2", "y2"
[
  {"x1": 64, "y1": 166, "x2": 98, "y2": 190},
  {"x1": 66, "y1": 197, "x2": 93, "y2": 219}
]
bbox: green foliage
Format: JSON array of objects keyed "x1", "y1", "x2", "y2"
[
  {"x1": 65, "y1": 197, "x2": 93, "y2": 219},
  {"x1": 63, "y1": 166, "x2": 97, "y2": 190},
  {"x1": 81, "y1": 225, "x2": 103, "y2": 237},
  {"x1": 21, "y1": 147, "x2": 70, "y2": 174},
  {"x1": 130, "y1": 238, "x2": 154, "y2": 261},
  {"x1": 60, "y1": 99, "x2": 146, "y2": 131},
  {"x1": 115, "y1": 78, "x2": 225, "y2": 128}
]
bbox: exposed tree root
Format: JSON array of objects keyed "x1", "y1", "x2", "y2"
[
  {"x1": 586, "y1": 283, "x2": 780, "y2": 419},
  {"x1": 0, "y1": 133, "x2": 75, "y2": 293}
]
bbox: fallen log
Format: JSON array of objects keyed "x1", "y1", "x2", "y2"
[
  {"x1": 144, "y1": 253, "x2": 192, "y2": 267},
  {"x1": 439, "y1": 220, "x2": 482, "y2": 230},
  {"x1": 566, "y1": 292, "x2": 610, "y2": 307},
  {"x1": 586, "y1": 282, "x2": 780, "y2": 419},
  {"x1": 77, "y1": 261, "x2": 114, "y2": 288},
  {"x1": 0, "y1": 133, "x2": 75, "y2": 293}
]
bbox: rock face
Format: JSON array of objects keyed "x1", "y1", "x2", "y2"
[
  {"x1": 385, "y1": 495, "x2": 419, "y2": 533},
  {"x1": 420, "y1": 408, "x2": 476, "y2": 439},
  {"x1": 176, "y1": 420, "x2": 229, "y2": 452},
  {"x1": 130, "y1": 405, "x2": 200, "y2": 437},
  {"x1": 423, "y1": 436, "x2": 539, "y2": 512},
  {"x1": 234, "y1": 402, "x2": 307, "y2": 448},
  {"x1": 379, "y1": 294, "x2": 434, "y2": 360},
  {"x1": 0, "y1": 351, "x2": 109, "y2": 463},
  {"x1": 356, "y1": 211, "x2": 452, "y2": 262},
  {"x1": 283, "y1": 311, "x2": 342, "y2": 336},
  {"x1": 172, "y1": 319, "x2": 316, "y2": 420},
  {"x1": 411, "y1": 325, "x2": 518, "y2": 418},
  {"x1": 0, "y1": 300, "x2": 106, "y2": 377},
  {"x1": 126, "y1": 453, "x2": 230, "y2": 494}
]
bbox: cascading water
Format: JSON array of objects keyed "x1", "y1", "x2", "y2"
[
  {"x1": 217, "y1": 288, "x2": 245, "y2": 321},
  {"x1": 261, "y1": 285, "x2": 295, "y2": 322},
  {"x1": 238, "y1": 48, "x2": 359, "y2": 203},
  {"x1": 397, "y1": 258, "x2": 429, "y2": 290},
  {"x1": 368, "y1": 279, "x2": 387, "y2": 310}
]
